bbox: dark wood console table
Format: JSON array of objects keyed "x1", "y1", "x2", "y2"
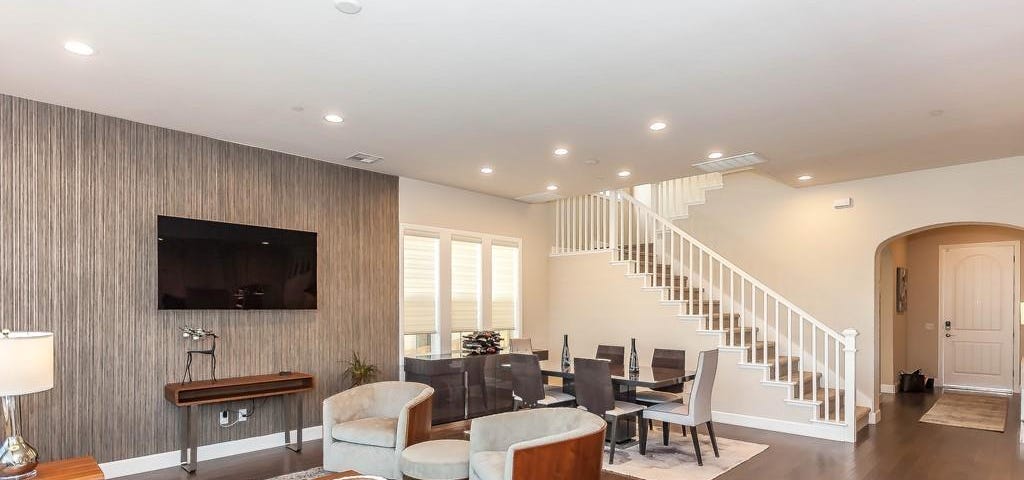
[{"x1": 164, "y1": 372, "x2": 316, "y2": 473}]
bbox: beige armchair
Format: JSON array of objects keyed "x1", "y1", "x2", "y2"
[
  {"x1": 468, "y1": 408, "x2": 606, "y2": 480},
  {"x1": 322, "y1": 381, "x2": 434, "y2": 479}
]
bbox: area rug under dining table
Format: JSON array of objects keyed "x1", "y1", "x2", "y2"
[{"x1": 267, "y1": 429, "x2": 767, "y2": 480}]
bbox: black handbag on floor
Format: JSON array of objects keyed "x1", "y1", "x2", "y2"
[{"x1": 898, "y1": 369, "x2": 926, "y2": 392}]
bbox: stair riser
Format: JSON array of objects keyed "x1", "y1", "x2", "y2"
[{"x1": 681, "y1": 302, "x2": 723, "y2": 315}]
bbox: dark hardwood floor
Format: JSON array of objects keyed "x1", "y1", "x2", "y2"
[{"x1": 124, "y1": 390, "x2": 1024, "y2": 480}]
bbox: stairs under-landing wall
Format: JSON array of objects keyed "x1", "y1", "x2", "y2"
[
  {"x1": 618, "y1": 243, "x2": 870, "y2": 432},
  {"x1": 551, "y1": 188, "x2": 869, "y2": 442}
]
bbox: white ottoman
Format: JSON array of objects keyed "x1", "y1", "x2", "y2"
[{"x1": 400, "y1": 439, "x2": 471, "y2": 480}]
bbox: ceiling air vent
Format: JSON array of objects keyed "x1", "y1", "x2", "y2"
[
  {"x1": 515, "y1": 191, "x2": 564, "y2": 204},
  {"x1": 692, "y1": 152, "x2": 765, "y2": 173},
  {"x1": 346, "y1": 152, "x2": 383, "y2": 164}
]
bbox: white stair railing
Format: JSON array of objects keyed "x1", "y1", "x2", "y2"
[
  {"x1": 551, "y1": 190, "x2": 859, "y2": 440},
  {"x1": 651, "y1": 172, "x2": 724, "y2": 220},
  {"x1": 551, "y1": 192, "x2": 614, "y2": 254}
]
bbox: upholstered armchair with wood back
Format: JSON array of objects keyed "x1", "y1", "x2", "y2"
[
  {"x1": 322, "y1": 381, "x2": 434, "y2": 479},
  {"x1": 468, "y1": 407, "x2": 606, "y2": 480}
]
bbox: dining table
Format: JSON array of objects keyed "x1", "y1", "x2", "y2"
[{"x1": 538, "y1": 359, "x2": 695, "y2": 443}]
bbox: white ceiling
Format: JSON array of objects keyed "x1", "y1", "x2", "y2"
[{"x1": 2, "y1": 1, "x2": 1023, "y2": 199}]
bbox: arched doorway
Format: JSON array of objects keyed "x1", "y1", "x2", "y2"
[{"x1": 875, "y1": 223, "x2": 1024, "y2": 406}]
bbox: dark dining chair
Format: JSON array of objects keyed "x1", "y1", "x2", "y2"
[
  {"x1": 635, "y1": 348, "x2": 687, "y2": 431},
  {"x1": 595, "y1": 344, "x2": 625, "y2": 365},
  {"x1": 509, "y1": 353, "x2": 574, "y2": 410},
  {"x1": 573, "y1": 357, "x2": 647, "y2": 464},
  {"x1": 642, "y1": 349, "x2": 720, "y2": 466}
]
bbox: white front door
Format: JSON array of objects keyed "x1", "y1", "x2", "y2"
[{"x1": 940, "y1": 242, "x2": 1018, "y2": 392}]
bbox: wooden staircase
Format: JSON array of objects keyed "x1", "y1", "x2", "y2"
[
  {"x1": 619, "y1": 242, "x2": 868, "y2": 434},
  {"x1": 552, "y1": 190, "x2": 866, "y2": 442}
]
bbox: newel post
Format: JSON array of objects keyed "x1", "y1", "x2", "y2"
[{"x1": 842, "y1": 328, "x2": 859, "y2": 442}]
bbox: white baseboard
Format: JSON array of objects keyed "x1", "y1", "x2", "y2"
[
  {"x1": 869, "y1": 409, "x2": 881, "y2": 424},
  {"x1": 712, "y1": 410, "x2": 850, "y2": 443},
  {"x1": 99, "y1": 426, "x2": 323, "y2": 478},
  {"x1": 880, "y1": 384, "x2": 896, "y2": 394}
]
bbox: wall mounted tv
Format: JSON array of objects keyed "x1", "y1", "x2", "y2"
[{"x1": 157, "y1": 216, "x2": 317, "y2": 310}]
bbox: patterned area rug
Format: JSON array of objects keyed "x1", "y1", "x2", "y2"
[
  {"x1": 271, "y1": 430, "x2": 767, "y2": 480},
  {"x1": 267, "y1": 469, "x2": 327, "y2": 480},
  {"x1": 602, "y1": 430, "x2": 768, "y2": 480},
  {"x1": 919, "y1": 392, "x2": 1009, "y2": 432}
]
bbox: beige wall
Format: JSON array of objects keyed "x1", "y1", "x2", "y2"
[
  {"x1": 878, "y1": 238, "x2": 908, "y2": 389},
  {"x1": 900, "y1": 225, "x2": 1024, "y2": 381},
  {"x1": 671, "y1": 155, "x2": 1024, "y2": 411},
  {"x1": 548, "y1": 253, "x2": 826, "y2": 427},
  {"x1": 398, "y1": 177, "x2": 551, "y2": 346}
]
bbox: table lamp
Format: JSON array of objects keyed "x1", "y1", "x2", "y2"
[{"x1": 0, "y1": 330, "x2": 54, "y2": 480}]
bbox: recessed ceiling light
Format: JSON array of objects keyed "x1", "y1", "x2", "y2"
[
  {"x1": 582, "y1": 158, "x2": 600, "y2": 166},
  {"x1": 64, "y1": 40, "x2": 95, "y2": 56},
  {"x1": 323, "y1": 114, "x2": 344, "y2": 123},
  {"x1": 480, "y1": 167, "x2": 494, "y2": 174},
  {"x1": 617, "y1": 170, "x2": 632, "y2": 178},
  {"x1": 334, "y1": 0, "x2": 363, "y2": 14},
  {"x1": 261, "y1": 241, "x2": 271, "y2": 245},
  {"x1": 797, "y1": 175, "x2": 814, "y2": 181},
  {"x1": 707, "y1": 152, "x2": 724, "y2": 159},
  {"x1": 649, "y1": 122, "x2": 667, "y2": 131},
  {"x1": 546, "y1": 184, "x2": 559, "y2": 191},
  {"x1": 553, "y1": 148, "x2": 569, "y2": 156}
]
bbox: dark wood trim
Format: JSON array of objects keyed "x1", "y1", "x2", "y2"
[
  {"x1": 163, "y1": 373, "x2": 315, "y2": 407},
  {"x1": 510, "y1": 428, "x2": 605, "y2": 480},
  {"x1": 404, "y1": 395, "x2": 433, "y2": 447}
]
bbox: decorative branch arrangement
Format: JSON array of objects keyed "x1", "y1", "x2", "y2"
[
  {"x1": 179, "y1": 326, "x2": 219, "y2": 384},
  {"x1": 462, "y1": 331, "x2": 503, "y2": 355}
]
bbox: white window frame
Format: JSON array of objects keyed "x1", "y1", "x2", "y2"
[{"x1": 399, "y1": 223, "x2": 523, "y2": 362}]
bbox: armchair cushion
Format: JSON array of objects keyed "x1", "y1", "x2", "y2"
[
  {"x1": 469, "y1": 451, "x2": 506, "y2": 480},
  {"x1": 331, "y1": 416, "x2": 398, "y2": 448}
]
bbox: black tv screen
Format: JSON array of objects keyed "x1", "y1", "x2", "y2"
[{"x1": 157, "y1": 216, "x2": 317, "y2": 310}]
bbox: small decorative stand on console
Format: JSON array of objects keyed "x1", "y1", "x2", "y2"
[{"x1": 163, "y1": 372, "x2": 316, "y2": 473}]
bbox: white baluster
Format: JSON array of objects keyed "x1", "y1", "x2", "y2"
[
  {"x1": 824, "y1": 335, "x2": 830, "y2": 420},
  {"x1": 812, "y1": 325, "x2": 818, "y2": 407}
]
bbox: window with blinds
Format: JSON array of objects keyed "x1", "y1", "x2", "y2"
[
  {"x1": 491, "y1": 244, "x2": 519, "y2": 331},
  {"x1": 402, "y1": 234, "x2": 439, "y2": 335},
  {"x1": 450, "y1": 239, "x2": 482, "y2": 332}
]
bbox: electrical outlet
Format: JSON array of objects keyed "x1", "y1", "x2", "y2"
[
  {"x1": 238, "y1": 408, "x2": 249, "y2": 422},
  {"x1": 219, "y1": 410, "x2": 230, "y2": 426}
]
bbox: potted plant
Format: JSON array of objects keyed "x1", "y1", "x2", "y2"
[{"x1": 343, "y1": 352, "x2": 379, "y2": 387}]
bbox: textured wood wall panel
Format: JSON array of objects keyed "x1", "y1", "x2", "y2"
[{"x1": 0, "y1": 94, "x2": 399, "y2": 463}]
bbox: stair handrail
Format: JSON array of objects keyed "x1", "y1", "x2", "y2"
[{"x1": 616, "y1": 190, "x2": 848, "y2": 346}]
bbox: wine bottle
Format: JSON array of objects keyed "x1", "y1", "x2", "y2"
[
  {"x1": 561, "y1": 334, "x2": 571, "y2": 370},
  {"x1": 629, "y1": 338, "x2": 640, "y2": 374}
]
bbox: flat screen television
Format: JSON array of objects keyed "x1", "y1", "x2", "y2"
[{"x1": 157, "y1": 216, "x2": 317, "y2": 310}]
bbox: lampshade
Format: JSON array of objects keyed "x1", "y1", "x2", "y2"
[{"x1": 0, "y1": 331, "x2": 54, "y2": 396}]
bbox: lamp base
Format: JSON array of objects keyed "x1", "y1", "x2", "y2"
[
  {"x1": 0, "y1": 470, "x2": 37, "y2": 480},
  {"x1": 0, "y1": 435, "x2": 38, "y2": 480},
  {"x1": 2, "y1": 396, "x2": 39, "y2": 480}
]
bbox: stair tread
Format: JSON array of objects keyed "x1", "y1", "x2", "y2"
[{"x1": 855, "y1": 406, "x2": 871, "y2": 422}]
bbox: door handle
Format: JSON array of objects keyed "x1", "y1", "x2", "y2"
[{"x1": 945, "y1": 333, "x2": 954, "y2": 338}]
